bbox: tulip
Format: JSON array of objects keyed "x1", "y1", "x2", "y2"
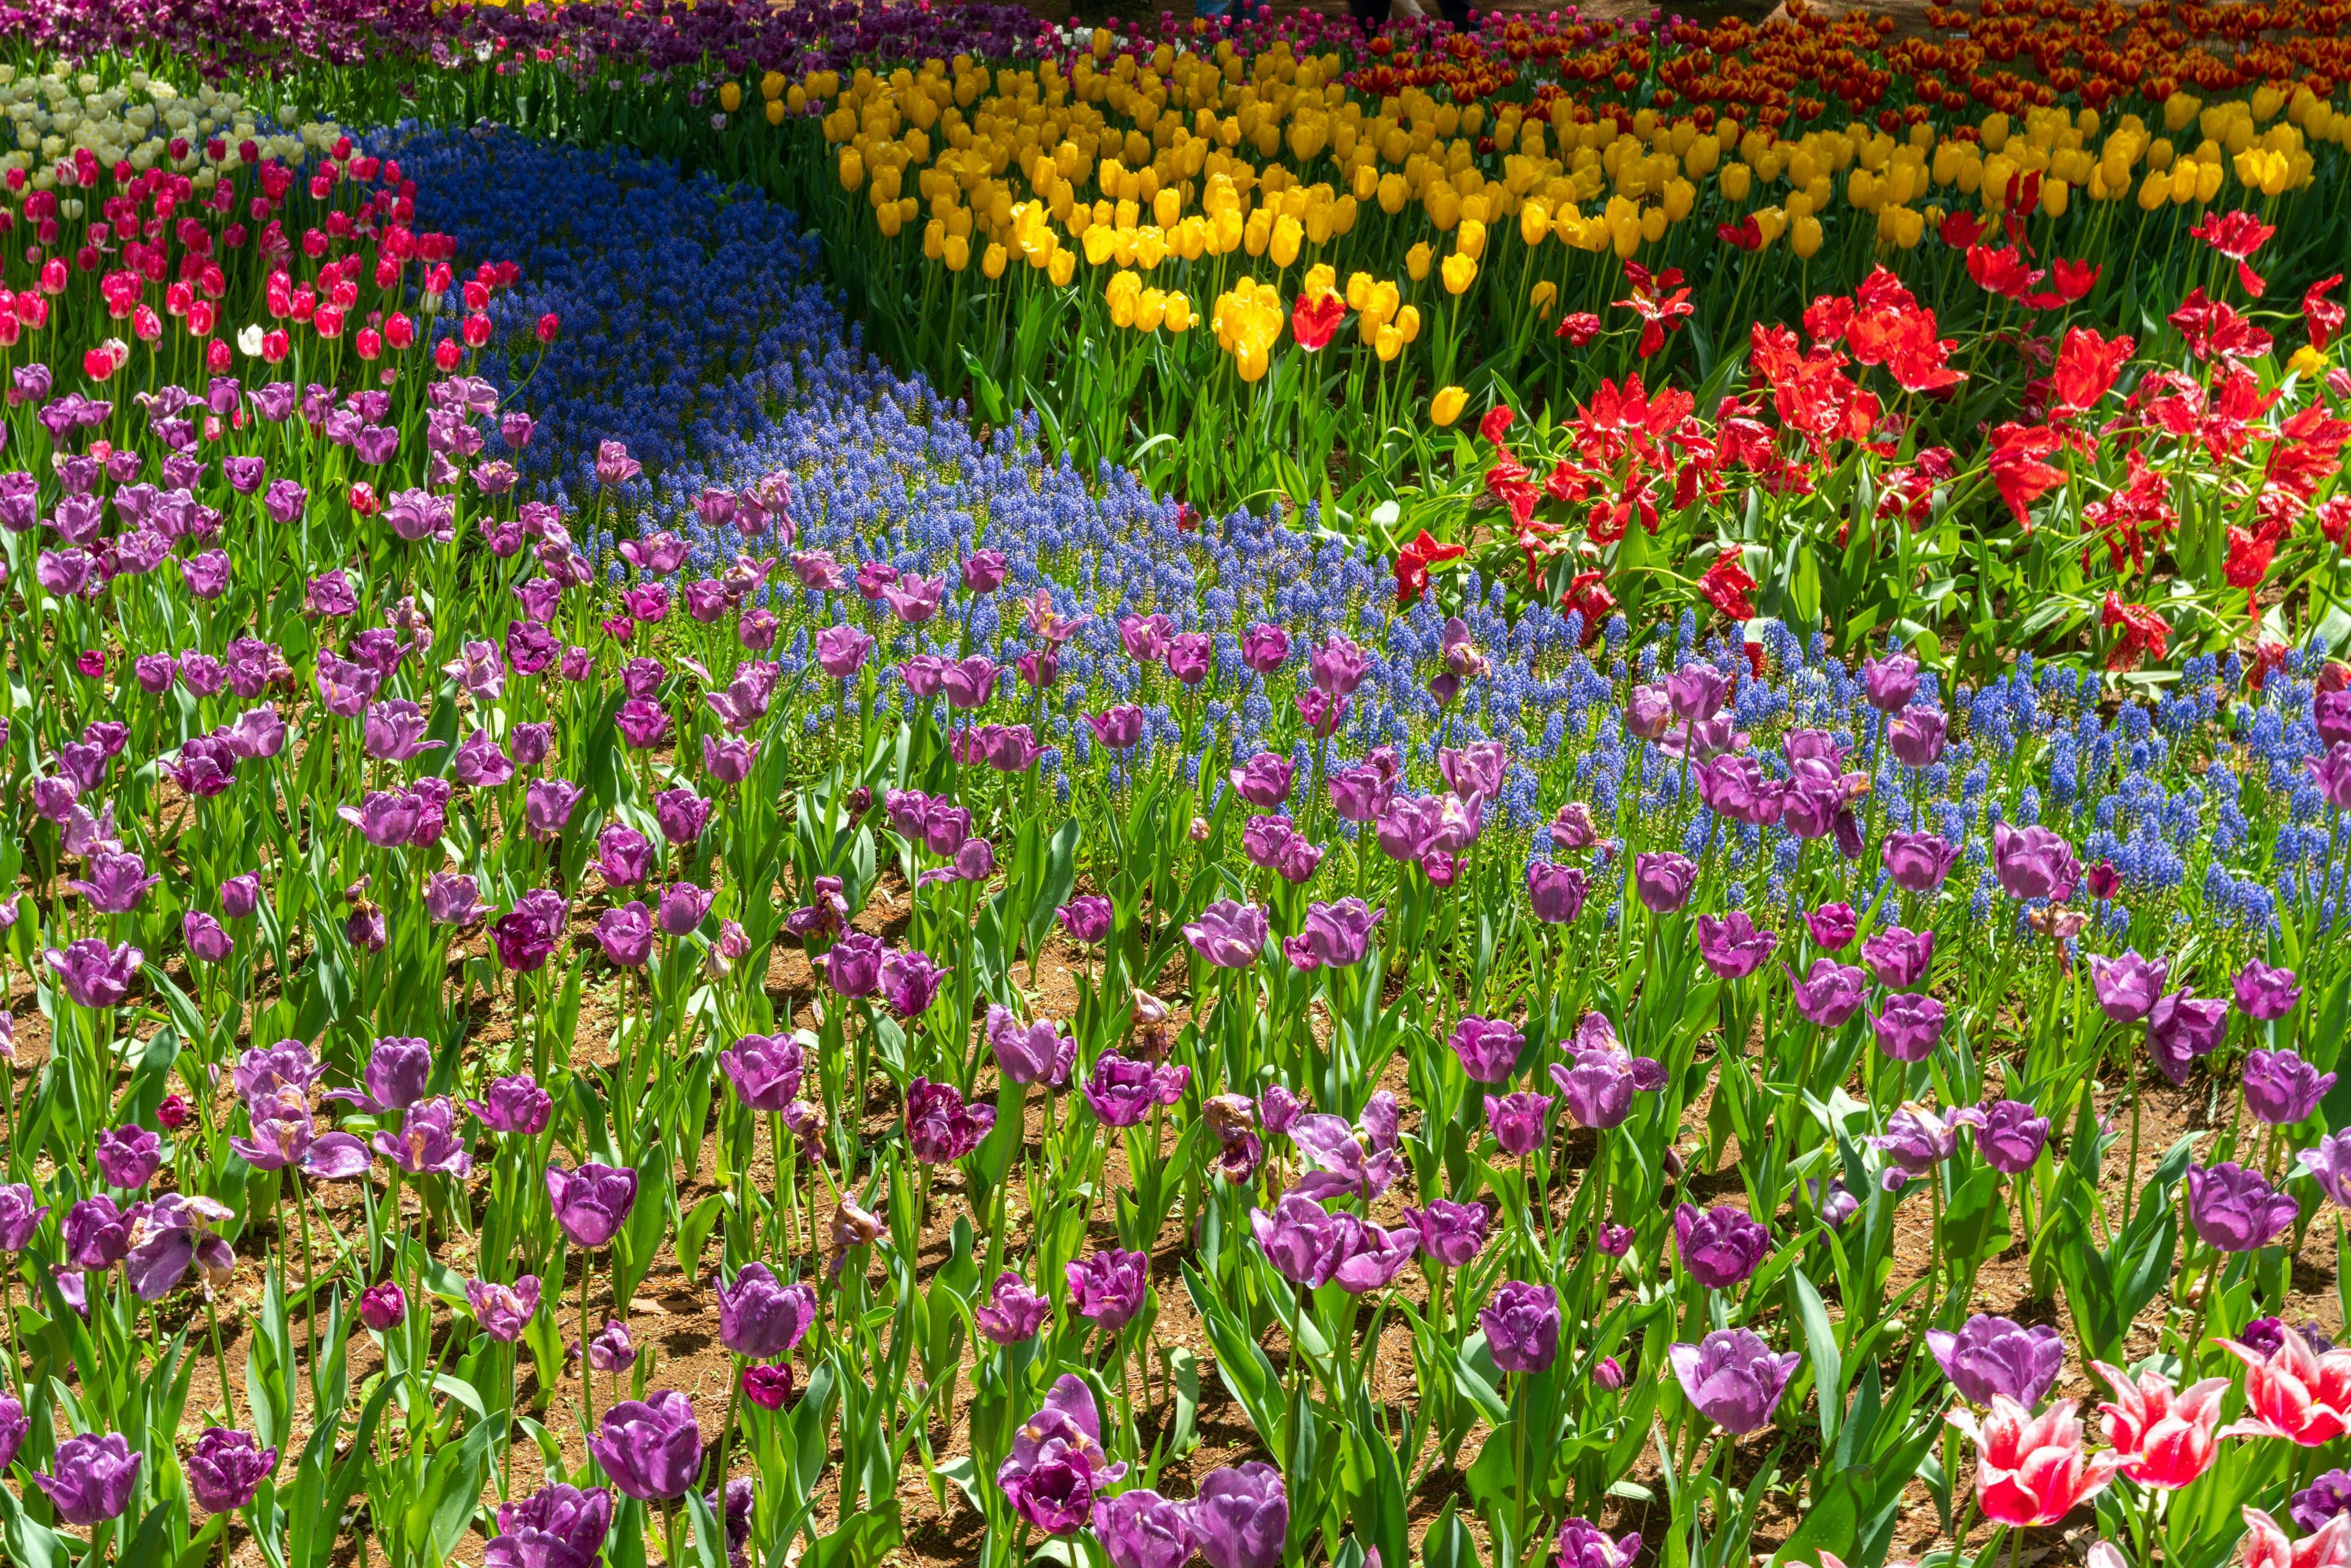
[
  {"x1": 2088, "y1": 949, "x2": 2168, "y2": 1022},
  {"x1": 186, "y1": 1428, "x2": 277, "y2": 1514},
  {"x1": 1927, "y1": 1315, "x2": 2065, "y2": 1408},
  {"x1": 1676, "y1": 1203, "x2": 1771, "y2": 1289},
  {"x1": 547, "y1": 1163, "x2": 639, "y2": 1249},
  {"x1": 713, "y1": 1262, "x2": 816, "y2": 1358},
  {"x1": 996, "y1": 1376, "x2": 1127, "y2": 1535},
  {"x1": 720, "y1": 1034, "x2": 805, "y2": 1112},
  {"x1": 2242, "y1": 1509, "x2": 2351, "y2": 1568},
  {"x1": 1093, "y1": 1488, "x2": 1193, "y2": 1568},
  {"x1": 1190, "y1": 1463, "x2": 1287, "y2": 1568},
  {"x1": 1668, "y1": 1329, "x2": 1801, "y2": 1434},
  {"x1": 1946, "y1": 1397, "x2": 2118, "y2": 1526},
  {"x1": 1065, "y1": 1248, "x2": 1149, "y2": 1332},
  {"x1": 33, "y1": 1432, "x2": 141, "y2": 1524},
  {"x1": 2246, "y1": 1049, "x2": 2336, "y2": 1125},
  {"x1": 2187, "y1": 1161, "x2": 2299, "y2": 1251},
  {"x1": 587, "y1": 1392, "x2": 702, "y2": 1502},
  {"x1": 1478, "y1": 1280, "x2": 1560, "y2": 1373},
  {"x1": 2093, "y1": 1361, "x2": 2228, "y2": 1490},
  {"x1": 975, "y1": 1270, "x2": 1052, "y2": 1344},
  {"x1": 2219, "y1": 1326, "x2": 2351, "y2": 1444},
  {"x1": 488, "y1": 1485, "x2": 613, "y2": 1568}
]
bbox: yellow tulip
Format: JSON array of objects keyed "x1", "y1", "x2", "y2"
[
  {"x1": 1397, "y1": 304, "x2": 1420, "y2": 343},
  {"x1": 1406, "y1": 242, "x2": 1431, "y2": 281},
  {"x1": 2290, "y1": 343, "x2": 2328, "y2": 380},
  {"x1": 1441, "y1": 252, "x2": 1477, "y2": 294},
  {"x1": 1374, "y1": 323, "x2": 1402, "y2": 362},
  {"x1": 1456, "y1": 217, "x2": 1487, "y2": 261},
  {"x1": 1166, "y1": 293, "x2": 1195, "y2": 332},
  {"x1": 1720, "y1": 163, "x2": 1752, "y2": 202},
  {"x1": 943, "y1": 234, "x2": 970, "y2": 272},
  {"x1": 762, "y1": 70, "x2": 786, "y2": 101},
  {"x1": 1304, "y1": 262, "x2": 1337, "y2": 301},
  {"x1": 1345, "y1": 271, "x2": 1374, "y2": 310},
  {"x1": 1431, "y1": 385, "x2": 1468, "y2": 426},
  {"x1": 1270, "y1": 214, "x2": 1303, "y2": 268},
  {"x1": 721, "y1": 82, "x2": 743, "y2": 114},
  {"x1": 766, "y1": 100, "x2": 785, "y2": 127},
  {"x1": 839, "y1": 148, "x2": 866, "y2": 191},
  {"x1": 1531, "y1": 279, "x2": 1558, "y2": 310},
  {"x1": 1049, "y1": 250, "x2": 1076, "y2": 286},
  {"x1": 982, "y1": 243, "x2": 1007, "y2": 279}
]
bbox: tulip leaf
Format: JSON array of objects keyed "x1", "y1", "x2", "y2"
[{"x1": 1787, "y1": 1266, "x2": 1844, "y2": 1450}]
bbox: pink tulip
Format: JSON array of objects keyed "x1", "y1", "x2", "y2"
[
  {"x1": 2219, "y1": 1327, "x2": 2351, "y2": 1446},
  {"x1": 2093, "y1": 1361, "x2": 2228, "y2": 1490},
  {"x1": 1945, "y1": 1396, "x2": 2118, "y2": 1527},
  {"x1": 2244, "y1": 1508, "x2": 2351, "y2": 1568}
]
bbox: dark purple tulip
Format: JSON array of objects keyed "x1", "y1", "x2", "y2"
[
  {"x1": 1992, "y1": 822, "x2": 2082, "y2": 902},
  {"x1": 584, "y1": 1321, "x2": 637, "y2": 1376},
  {"x1": 1787, "y1": 959, "x2": 1868, "y2": 1027},
  {"x1": 2298, "y1": 1131, "x2": 2351, "y2": 1207},
  {"x1": 1190, "y1": 1462, "x2": 1288, "y2": 1568},
  {"x1": 975, "y1": 1270, "x2": 1052, "y2": 1344},
  {"x1": 1925, "y1": 1314, "x2": 2066, "y2": 1408},
  {"x1": 2088, "y1": 950, "x2": 2169, "y2": 1024},
  {"x1": 1632, "y1": 852, "x2": 1697, "y2": 913},
  {"x1": 186, "y1": 1428, "x2": 276, "y2": 1514},
  {"x1": 720, "y1": 1034, "x2": 805, "y2": 1113},
  {"x1": 2293, "y1": 1471, "x2": 2351, "y2": 1535},
  {"x1": 1888, "y1": 707, "x2": 1948, "y2": 768},
  {"x1": 359, "y1": 1281, "x2": 407, "y2": 1330},
  {"x1": 1250, "y1": 1194, "x2": 1344, "y2": 1288},
  {"x1": 1675, "y1": 1203, "x2": 1771, "y2": 1289},
  {"x1": 1450, "y1": 1016, "x2": 1524, "y2": 1084},
  {"x1": 1479, "y1": 1280, "x2": 1561, "y2": 1373},
  {"x1": 1668, "y1": 1329, "x2": 1801, "y2": 1434},
  {"x1": 2246, "y1": 1048, "x2": 2335, "y2": 1126},
  {"x1": 1082, "y1": 1054, "x2": 1187, "y2": 1129},
  {"x1": 1861, "y1": 926, "x2": 1934, "y2": 991},
  {"x1": 546, "y1": 1163, "x2": 639, "y2": 1250},
  {"x1": 655, "y1": 882, "x2": 713, "y2": 938},
  {"x1": 1861, "y1": 653, "x2": 1919, "y2": 712},
  {"x1": 1555, "y1": 1518, "x2": 1642, "y2": 1568},
  {"x1": 2236, "y1": 960, "x2": 2303, "y2": 1021},
  {"x1": 2187, "y1": 1161, "x2": 2300, "y2": 1252},
  {"x1": 587, "y1": 1392, "x2": 702, "y2": 1503},
  {"x1": 906, "y1": 1078, "x2": 997, "y2": 1163},
  {"x1": 1526, "y1": 862, "x2": 1589, "y2": 923},
  {"x1": 1957, "y1": 1100, "x2": 2051, "y2": 1174},
  {"x1": 34, "y1": 1433, "x2": 141, "y2": 1524},
  {"x1": 1695, "y1": 912, "x2": 1778, "y2": 980},
  {"x1": 489, "y1": 1485, "x2": 613, "y2": 1568},
  {"x1": 96, "y1": 1124, "x2": 162, "y2": 1190},
  {"x1": 1484, "y1": 1091, "x2": 1553, "y2": 1156},
  {"x1": 0, "y1": 1397, "x2": 23, "y2": 1471},
  {"x1": 1401, "y1": 1201, "x2": 1491, "y2": 1269},
  {"x1": 469, "y1": 1075, "x2": 553, "y2": 1136},
  {"x1": 996, "y1": 1376, "x2": 1127, "y2": 1535},
  {"x1": 1881, "y1": 830, "x2": 1960, "y2": 892},
  {"x1": 468, "y1": 1278, "x2": 544, "y2": 1348},
  {"x1": 1297, "y1": 898, "x2": 1381, "y2": 967},
  {"x1": 713, "y1": 1262, "x2": 816, "y2": 1359},
  {"x1": 1094, "y1": 1488, "x2": 1193, "y2": 1568},
  {"x1": 0, "y1": 1185, "x2": 49, "y2": 1251},
  {"x1": 1065, "y1": 1248, "x2": 1149, "y2": 1332},
  {"x1": 1870, "y1": 993, "x2": 1947, "y2": 1062}
]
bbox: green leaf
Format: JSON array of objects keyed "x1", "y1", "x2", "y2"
[{"x1": 1788, "y1": 1267, "x2": 1843, "y2": 1450}]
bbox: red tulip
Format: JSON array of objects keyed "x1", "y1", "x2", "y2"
[{"x1": 2243, "y1": 1508, "x2": 2351, "y2": 1568}]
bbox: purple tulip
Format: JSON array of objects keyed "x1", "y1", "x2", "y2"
[
  {"x1": 1992, "y1": 822, "x2": 2082, "y2": 902},
  {"x1": 879, "y1": 948, "x2": 949, "y2": 1018},
  {"x1": 2187, "y1": 1161, "x2": 2300, "y2": 1251},
  {"x1": 489, "y1": 1485, "x2": 612, "y2": 1568},
  {"x1": 587, "y1": 1392, "x2": 702, "y2": 1503},
  {"x1": 1478, "y1": 1280, "x2": 1561, "y2": 1373},
  {"x1": 1228, "y1": 752, "x2": 1294, "y2": 808},
  {"x1": 1675, "y1": 1202, "x2": 1771, "y2": 1289},
  {"x1": 1889, "y1": 707, "x2": 1948, "y2": 768},
  {"x1": 1183, "y1": 900, "x2": 1269, "y2": 969},
  {"x1": 1526, "y1": 862, "x2": 1589, "y2": 923},
  {"x1": 1870, "y1": 992, "x2": 1947, "y2": 1062},
  {"x1": 594, "y1": 903, "x2": 655, "y2": 968},
  {"x1": 1550, "y1": 1041, "x2": 1665, "y2": 1130},
  {"x1": 1450, "y1": 1016, "x2": 1524, "y2": 1084},
  {"x1": 1788, "y1": 958, "x2": 1868, "y2": 1027},
  {"x1": 125, "y1": 1193, "x2": 238, "y2": 1300},
  {"x1": 1632, "y1": 852, "x2": 1698, "y2": 913},
  {"x1": 975, "y1": 1270, "x2": 1052, "y2": 1343},
  {"x1": 655, "y1": 882, "x2": 713, "y2": 937},
  {"x1": 546, "y1": 1163, "x2": 638, "y2": 1250},
  {"x1": 1250, "y1": 1193, "x2": 1344, "y2": 1288},
  {"x1": 66, "y1": 1195, "x2": 132, "y2": 1269},
  {"x1": 1400, "y1": 1200, "x2": 1490, "y2": 1269},
  {"x1": 372, "y1": 1097, "x2": 473, "y2": 1177},
  {"x1": 906, "y1": 1078, "x2": 997, "y2": 1163},
  {"x1": 1925, "y1": 1314, "x2": 2065, "y2": 1408},
  {"x1": 819, "y1": 932, "x2": 885, "y2": 999},
  {"x1": 2293, "y1": 1472, "x2": 2351, "y2": 1536},
  {"x1": 468, "y1": 1276, "x2": 542, "y2": 1343},
  {"x1": 359, "y1": 1282, "x2": 407, "y2": 1330},
  {"x1": 1057, "y1": 895, "x2": 1113, "y2": 944},
  {"x1": 1094, "y1": 1488, "x2": 1193, "y2": 1568},
  {"x1": 0, "y1": 1185, "x2": 50, "y2": 1251},
  {"x1": 1881, "y1": 830, "x2": 1960, "y2": 891},
  {"x1": 2298, "y1": 1131, "x2": 2351, "y2": 1208},
  {"x1": 1955, "y1": 1100, "x2": 2051, "y2": 1174},
  {"x1": 2246, "y1": 1048, "x2": 2336, "y2": 1126},
  {"x1": 985, "y1": 1006, "x2": 1071, "y2": 1087},
  {"x1": 0, "y1": 1397, "x2": 24, "y2": 1472},
  {"x1": 1485, "y1": 1090, "x2": 1553, "y2": 1156},
  {"x1": 996, "y1": 1376, "x2": 1126, "y2": 1535},
  {"x1": 1668, "y1": 1329, "x2": 1801, "y2": 1434},
  {"x1": 96, "y1": 1123, "x2": 162, "y2": 1189},
  {"x1": 1081, "y1": 1052, "x2": 1185, "y2": 1128},
  {"x1": 45, "y1": 939, "x2": 143, "y2": 1008},
  {"x1": 186, "y1": 1428, "x2": 276, "y2": 1514},
  {"x1": 713, "y1": 1262, "x2": 816, "y2": 1359},
  {"x1": 1065, "y1": 1248, "x2": 1149, "y2": 1332},
  {"x1": 1696, "y1": 912, "x2": 1779, "y2": 980},
  {"x1": 2135, "y1": 987, "x2": 2224, "y2": 1084},
  {"x1": 2088, "y1": 949, "x2": 2169, "y2": 1023},
  {"x1": 1288, "y1": 1095, "x2": 1403, "y2": 1202},
  {"x1": 1869, "y1": 1101, "x2": 1959, "y2": 1179},
  {"x1": 721, "y1": 1035, "x2": 805, "y2": 1113},
  {"x1": 2234, "y1": 959, "x2": 2302, "y2": 1021},
  {"x1": 1861, "y1": 926, "x2": 1934, "y2": 991},
  {"x1": 469, "y1": 1075, "x2": 553, "y2": 1136},
  {"x1": 33, "y1": 1433, "x2": 141, "y2": 1524},
  {"x1": 1862, "y1": 653, "x2": 1919, "y2": 712},
  {"x1": 1190, "y1": 1463, "x2": 1288, "y2": 1568}
]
